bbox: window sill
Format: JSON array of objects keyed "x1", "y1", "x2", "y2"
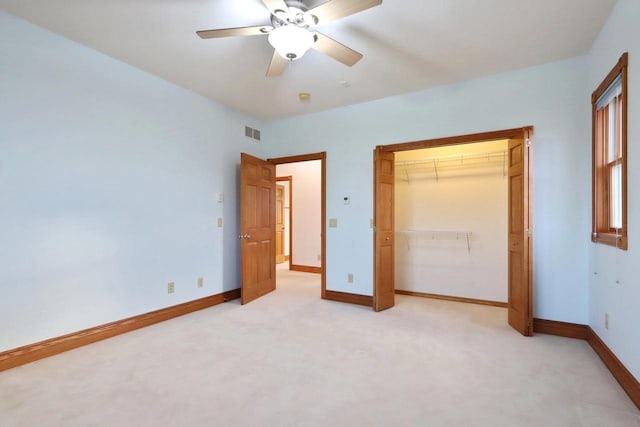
[{"x1": 592, "y1": 232, "x2": 628, "y2": 250}]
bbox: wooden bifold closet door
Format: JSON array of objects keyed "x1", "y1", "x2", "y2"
[
  {"x1": 373, "y1": 147, "x2": 395, "y2": 312},
  {"x1": 507, "y1": 129, "x2": 533, "y2": 336}
]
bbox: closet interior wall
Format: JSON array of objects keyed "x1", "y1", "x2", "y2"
[{"x1": 394, "y1": 140, "x2": 509, "y2": 303}]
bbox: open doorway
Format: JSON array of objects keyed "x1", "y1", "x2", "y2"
[
  {"x1": 275, "y1": 161, "x2": 323, "y2": 275},
  {"x1": 394, "y1": 139, "x2": 509, "y2": 306},
  {"x1": 373, "y1": 128, "x2": 533, "y2": 336},
  {"x1": 272, "y1": 155, "x2": 324, "y2": 297}
]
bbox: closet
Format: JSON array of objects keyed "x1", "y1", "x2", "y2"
[{"x1": 394, "y1": 139, "x2": 509, "y2": 304}]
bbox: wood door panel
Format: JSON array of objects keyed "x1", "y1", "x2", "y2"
[
  {"x1": 261, "y1": 165, "x2": 272, "y2": 180},
  {"x1": 378, "y1": 244, "x2": 394, "y2": 303},
  {"x1": 379, "y1": 182, "x2": 393, "y2": 230},
  {"x1": 243, "y1": 241, "x2": 261, "y2": 303},
  {"x1": 381, "y1": 156, "x2": 394, "y2": 175},
  {"x1": 374, "y1": 148, "x2": 395, "y2": 312},
  {"x1": 510, "y1": 144, "x2": 523, "y2": 166},
  {"x1": 509, "y1": 175, "x2": 523, "y2": 232},
  {"x1": 508, "y1": 252, "x2": 523, "y2": 303},
  {"x1": 241, "y1": 153, "x2": 276, "y2": 305},
  {"x1": 258, "y1": 187, "x2": 270, "y2": 227},
  {"x1": 246, "y1": 163, "x2": 258, "y2": 178},
  {"x1": 259, "y1": 240, "x2": 271, "y2": 279}
]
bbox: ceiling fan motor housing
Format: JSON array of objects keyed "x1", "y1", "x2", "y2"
[
  {"x1": 268, "y1": 2, "x2": 320, "y2": 60},
  {"x1": 270, "y1": 6, "x2": 318, "y2": 29}
]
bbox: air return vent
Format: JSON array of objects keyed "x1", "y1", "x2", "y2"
[{"x1": 245, "y1": 126, "x2": 261, "y2": 141}]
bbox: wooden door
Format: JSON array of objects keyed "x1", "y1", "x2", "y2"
[
  {"x1": 240, "y1": 153, "x2": 276, "y2": 305},
  {"x1": 507, "y1": 129, "x2": 533, "y2": 335},
  {"x1": 275, "y1": 184, "x2": 285, "y2": 264},
  {"x1": 373, "y1": 148, "x2": 395, "y2": 311}
]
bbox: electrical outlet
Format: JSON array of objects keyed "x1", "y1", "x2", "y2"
[
  {"x1": 347, "y1": 273, "x2": 354, "y2": 283},
  {"x1": 168, "y1": 282, "x2": 175, "y2": 294},
  {"x1": 198, "y1": 277, "x2": 204, "y2": 288},
  {"x1": 217, "y1": 218, "x2": 223, "y2": 228},
  {"x1": 605, "y1": 313, "x2": 609, "y2": 329},
  {"x1": 329, "y1": 218, "x2": 338, "y2": 228}
]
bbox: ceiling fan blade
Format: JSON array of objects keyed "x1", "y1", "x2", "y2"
[
  {"x1": 261, "y1": 0, "x2": 289, "y2": 15},
  {"x1": 266, "y1": 50, "x2": 289, "y2": 77},
  {"x1": 311, "y1": 32, "x2": 363, "y2": 66},
  {"x1": 196, "y1": 25, "x2": 273, "y2": 39},
  {"x1": 307, "y1": 0, "x2": 382, "y2": 25}
]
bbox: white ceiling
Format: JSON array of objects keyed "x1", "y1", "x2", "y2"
[{"x1": 0, "y1": 0, "x2": 617, "y2": 121}]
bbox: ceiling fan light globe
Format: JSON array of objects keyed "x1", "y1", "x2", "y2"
[{"x1": 268, "y1": 25, "x2": 314, "y2": 61}]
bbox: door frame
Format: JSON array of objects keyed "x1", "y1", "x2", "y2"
[
  {"x1": 375, "y1": 127, "x2": 533, "y2": 333},
  {"x1": 276, "y1": 176, "x2": 293, "y2": 270},
  {"x1": 268, "y1": 152, "x2": 327, "y2": 298}
]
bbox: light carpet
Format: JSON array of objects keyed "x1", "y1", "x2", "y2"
[{"x1": 0, "y1": 268, "x2": 638, "y2": 426}]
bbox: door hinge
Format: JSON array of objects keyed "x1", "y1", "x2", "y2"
[
  {"x1": 526, "y1": 228, "x2": 532, "y2": 237},
  {"x1": 526, "y1": 138, "x2": 532, "y2": 147},
  {"x1": 527, "y1": 318, "x2": 532, "y2": 328}
]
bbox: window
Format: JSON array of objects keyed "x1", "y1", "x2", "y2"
[{"x1": 592, "y1": 52, "x2": 628, "y2": 250}]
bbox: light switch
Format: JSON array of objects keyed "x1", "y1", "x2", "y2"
[
  {"x1": 216, "y1": 192, "x2": 224, "y2": 203},
  {"x1": 343, "y1": 196, "x2": 350, "y2": 205},
  {"x1": 329, "y1": 218, "x2": 338, "y2": 228},
  {"x1": 217, "y1": 218, "x2": 223, "y2": 228}
]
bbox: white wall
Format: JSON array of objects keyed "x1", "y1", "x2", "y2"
[
  {"x1": 587, "y1": 0, "x2": 640, "y2": 381},
  {"x1": 395, "y1": 140, "x2": 508, "y2": 302},
  {"x1": 264, "y1": 56, "x2": 590, "y2": 324},
  {"x1": 276, "y1": 161, "x2": 321, "y2": 267},
  {"x1": 0, "y1": 12, "x2": 263, "y2": 352}
]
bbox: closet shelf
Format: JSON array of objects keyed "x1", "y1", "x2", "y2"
[
  {"x1": 395, "y1": 150, "x2": 507, "y2": 182},
  {"x1": 395, "y1": 230, "x2": 473, "y2": 253}
]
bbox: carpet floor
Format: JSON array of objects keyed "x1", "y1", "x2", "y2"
[{"x1": 0, "y1": 268, "x2": 638, "y2": 426}]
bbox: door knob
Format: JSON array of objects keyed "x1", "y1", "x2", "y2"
[{"x1": 385, "y1": 236, "x2": 391, "y2": 241}]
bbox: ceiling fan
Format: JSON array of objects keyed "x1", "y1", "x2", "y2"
[{"x1": 197, "y1": 0, "x2": 382, "y2": 76}]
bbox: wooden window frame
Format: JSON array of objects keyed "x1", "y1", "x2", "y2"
[{"x1": 592, "y1": 52, "x2": 628, "y2": 250}]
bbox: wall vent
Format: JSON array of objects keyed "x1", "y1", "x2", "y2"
[{"x1": 245, "y1": 125, "x2": 261, "y2": 141}]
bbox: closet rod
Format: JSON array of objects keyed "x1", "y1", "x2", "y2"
[
  {"x1": 395, "y1": 150, "x2": 506, "y2": 167},
  {"x1": 396, "y1": 150, "x2": 507, "y2": 182}
]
